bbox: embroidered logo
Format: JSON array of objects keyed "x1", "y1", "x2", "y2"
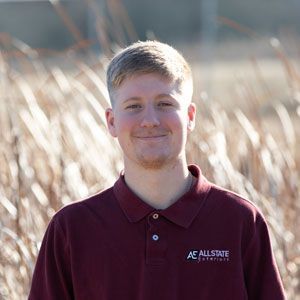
[{"x1": 186, "y1": 249, "x2": 230, "y2": 262}]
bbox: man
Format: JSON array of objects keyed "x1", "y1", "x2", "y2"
[{"x1": 29, "y1": 40, "x2": 285, "y2": 299}]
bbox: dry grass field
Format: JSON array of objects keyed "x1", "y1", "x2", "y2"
[{"x1": 0, "y1": 27, "x2": 300, "y2": 300}]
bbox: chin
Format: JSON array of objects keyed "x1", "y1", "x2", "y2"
[
  {"x1": 139, "y1": 161, "x2": 165, "y2": 170},
  {"x1": 137, "y1": 155, "x2": 169, "y2": 170},
  {"x1": 136, "y1": 152, "x2": 183, "y2": 170}
]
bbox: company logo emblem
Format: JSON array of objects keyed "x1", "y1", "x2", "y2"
[{"x1": 186, "y1": 249, "x2": 230, "y2": 262}]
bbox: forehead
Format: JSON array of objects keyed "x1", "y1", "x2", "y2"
[{"x1": 114, "y1": 73, "x2": 182, "y2": 99}]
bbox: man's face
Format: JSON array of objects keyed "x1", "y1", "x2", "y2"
[{"x1": 105, "y1": 73, "x2": 196, "y2": 170}]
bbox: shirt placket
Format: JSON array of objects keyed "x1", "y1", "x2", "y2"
[{"x1": 146, "y1": 212, "x2": 167, "y2": 265}]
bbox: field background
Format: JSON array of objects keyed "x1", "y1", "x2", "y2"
[{"x1": 0, "y1": 1, "x2": 300, "y2": 299}]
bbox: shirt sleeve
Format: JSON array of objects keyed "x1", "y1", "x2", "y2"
[
  {"x1": 28, "y1": 216, "x2": 73, "y2": 300},
  {"x1": 242, "y1": 212, "x2": 286, "y2": 300}
]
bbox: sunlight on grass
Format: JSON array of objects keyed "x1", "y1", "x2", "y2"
[{"x1": 0, "y1": 11, "x2": 300, "y2": 300}]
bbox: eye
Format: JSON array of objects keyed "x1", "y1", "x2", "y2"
[
  {"x1": 125, "y1": 104, "x2": 142, "y2": 110},
  {"x1": 158, "y1": 102, "x2": 173, "y2": 107}
]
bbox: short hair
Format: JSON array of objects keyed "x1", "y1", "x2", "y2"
[{"x1": 106, "y1": 40, "x2": 193, "y2": 104}]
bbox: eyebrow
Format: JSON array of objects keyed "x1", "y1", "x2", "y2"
[
  {"x1": 156, "y1": 93, "x2": 176, "y2": 100},
  {"x1": 123, "y1": 93, "x2": 176, "y2": 103},
  {"x1": 123, "y1": 97, "x2": 141, "y2": 103}
]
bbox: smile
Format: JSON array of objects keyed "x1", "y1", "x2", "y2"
[
  {"x1": 133, "y1": 135, "x2": 168, "y2": 141},
  {"x1": 136, "y1": 135, "x2": 166, "y2": 138}
]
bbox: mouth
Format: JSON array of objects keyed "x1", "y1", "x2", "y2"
[
  {"x1": 133, "y1": 134, "x2": 168, "y2": 141},
  {"x1": 136, "y1": 135, "x2": 166, "y2": 138}
]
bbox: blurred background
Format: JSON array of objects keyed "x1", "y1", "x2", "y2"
[
  {"x1": 0, "y1": 0, "x2": 299, "y2": 299},
  {"x1": 1, "y1": 0, "x2": 300, "y2": 48}
]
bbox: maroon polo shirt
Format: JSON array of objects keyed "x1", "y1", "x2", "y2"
[{"x1": 29, "y1": 165, "x2": 285, "y2": 300}]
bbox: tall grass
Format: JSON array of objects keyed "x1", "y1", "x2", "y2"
[{"x1": 0, "y1": 5, "x2": 300, "y2": 299}]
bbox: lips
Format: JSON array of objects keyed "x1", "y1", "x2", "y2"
[
  {"x1": 133, "y1": 129, "x2": 169, "y2": 138},
  {"x1": 133, "y1": 131, "x2": 169, "y2": 139},
  {"x1": 135, "y1": 135, "x2": 166, "y2": 138}
]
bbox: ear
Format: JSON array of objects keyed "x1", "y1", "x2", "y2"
[
  {"x1": 187, "y1": 102, "x2": 196, "y2": 132},
  {"x1": 105, "y1": 108, "x2": 117, "y2": 137}
]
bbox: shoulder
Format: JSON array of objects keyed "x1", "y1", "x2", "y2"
[
  {"x1": 208, "y1": 183, "x2": 265, "y2": 224},
  {"x1": 52, "y1": 186, "x2": 116, "y2": 227},
  {"x1": 206, "y1": 183, "x2": 271, "y2": 250}
]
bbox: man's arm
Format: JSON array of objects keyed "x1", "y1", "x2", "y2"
[
  {"x1": 28, "y1": 217, "x2": 73, "y2": 300},
  {"x1": 243, "y1": 212, "x2": 286, "y2": 300}
]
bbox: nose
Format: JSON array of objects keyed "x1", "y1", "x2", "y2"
[{"x1": 140, "y1": 105, "x2": 160, "y2": 127}]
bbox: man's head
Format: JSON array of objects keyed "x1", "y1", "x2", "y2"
[
  {"x1": 105, "y1": 41, "x2": 196, "y2": 170},
  {"x1": 106, "y1": 40, "x2": 193, "y2": 106}
]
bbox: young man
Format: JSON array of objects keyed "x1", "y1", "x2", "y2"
[{"x1": 29, "y1": 41, "x2": 285, "y2": 299}]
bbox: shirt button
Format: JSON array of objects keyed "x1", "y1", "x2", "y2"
[
  {"x1": 152, "y1": 234, "x2": 159, "y2": 241},
  {"x1": 152, "y1": 213, "x2": 159, "y2": 219}
]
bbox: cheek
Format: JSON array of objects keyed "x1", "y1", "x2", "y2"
[
  {"x1": 166, "y1": 112, "x2": 187, "y2": 131},
  {"x1": 115, "y1": 115, "x2": 136, "y2": 134}
]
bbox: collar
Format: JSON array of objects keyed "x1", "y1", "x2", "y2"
[{"x1": 113, "y1": 165, "x2": 211, "y2": 228}]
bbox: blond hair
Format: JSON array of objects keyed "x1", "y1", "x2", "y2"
[{"x1": 106, "y1": 40, "x2": 193, "y2": 104}]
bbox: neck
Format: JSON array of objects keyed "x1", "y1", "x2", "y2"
[{"x1": 123, "y1": 159, "x2": 192, "y2": 210}]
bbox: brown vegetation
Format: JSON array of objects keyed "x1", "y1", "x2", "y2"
[{"x1": 0, "y1": 3, "x2": 299, "y2": 299}]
